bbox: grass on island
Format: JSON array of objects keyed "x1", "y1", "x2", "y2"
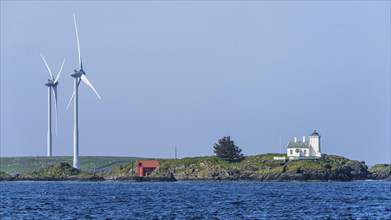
[
  {"x1": 157, "y1": 153, "x2": 287, "y2": 175},
  {"x1": 368, "y1": 164, "x2": 391, "y2": 173},
  {"x1": 0, "y1": 156, "x2": 143, "y2": 174},
  {"x1": 159, "y1": 154, "x2": 278, "y2": 168},
  {"x1": 155, "y1": 154, "x2": 367, "y2": 176}
]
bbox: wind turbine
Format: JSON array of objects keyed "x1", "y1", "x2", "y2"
[
  {"x1": 40, "y1": 54, "x2": 65, "y2": 157},
  {"x1": 68, "y1": 14, "x2": 101, "y2": 169}
]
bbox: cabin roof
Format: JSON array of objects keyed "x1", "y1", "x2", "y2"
[{"x1": 138, "y1": 160, "x2": 159, "y2": 168}]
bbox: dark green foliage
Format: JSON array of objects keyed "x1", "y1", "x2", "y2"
[{"x1": 213, "y1": 136, "x2": 243, "y2": 162}]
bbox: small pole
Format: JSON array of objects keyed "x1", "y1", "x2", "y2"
[
  {"x1": 279, "y1": 136, "x2": 282, "y2": 154},
  {"x1": 131, "y1": 161, "x2": 134, "y2": 176},
  {"x1": 175, "y1": 145, "x2": 177, "y2": 159}
]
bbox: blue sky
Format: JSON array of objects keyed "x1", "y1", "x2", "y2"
[{"x1": 1, "y1": 1, "x2": 390, "y2": 165}]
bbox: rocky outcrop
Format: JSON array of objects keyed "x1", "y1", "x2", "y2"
[
  {"x1": 154, "y1": 154, "x2": 373, "y2": 182},
  {"x1": 0, "y1": 171, "x2": 13, "y2": 181},
  {"x1": 1, "y1": 162, "x2": 104, "y2": 181},
  {"x1": 260, "y1": 163, "x2": 368, "y2": 182},
  {"x1": 3, "y1": 175, "x2": 104, "y2": 182},
  {"x1": 66, "y1": 175, "x2": 105, "y2": 182},
  {"x1": 110, "y1": 174, "x2": 176, "y2": 182},
  {"x1": 368, "y1": 164, "x2": 391, "y2": 180}
]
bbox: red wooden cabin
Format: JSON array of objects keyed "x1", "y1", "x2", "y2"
[{"x1": 138, "y1": 160, "x2": 159, "y2": 176}]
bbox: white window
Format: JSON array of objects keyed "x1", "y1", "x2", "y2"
[
  {"x1": 290, "y1": 150, "x2": 293, "y2": 154},
  {"x1": 304, "y1": 150, "x2": 307, "y2": 155}
]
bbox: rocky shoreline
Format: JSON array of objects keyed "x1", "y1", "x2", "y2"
[
  {"x1": 0, "y1": 175, "x2": 105, "y2": 182},
  {"x1": 166, "y1": 170, "x2": 391, "y2": 182},
  {"x1": 0, "y1": 175, "x2": 176, "y2": 182}
]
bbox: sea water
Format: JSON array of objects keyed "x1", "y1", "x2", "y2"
[{"x1": 1, "y1": 181, "x2": 390, "y2": 219}]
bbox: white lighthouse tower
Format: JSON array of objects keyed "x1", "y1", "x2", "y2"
[{"x1": 309, "y1": 130, "x2": 321, "y2": 157}]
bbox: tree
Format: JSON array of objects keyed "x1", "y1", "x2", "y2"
[{"x1": 213, "y1": 136, "x2": 243, "y2": 161}]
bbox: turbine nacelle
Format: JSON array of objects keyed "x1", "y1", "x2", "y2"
[
  {"x1": 71, "y1": 69, "x2": 84, "y2": 78},
  {"x1": 45, "y1": 79, "x2": 58, "y2": 87}
]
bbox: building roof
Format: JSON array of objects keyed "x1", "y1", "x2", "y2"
[
  {"x1": 287, "y1": 141, "x2": 310, "y2": 148},
  {"x1": 138, "y1": 160, "x2": 159, "y2": 168},
  {"x1": 310, "y1": 130, "x2": 320, "y2": 136}
]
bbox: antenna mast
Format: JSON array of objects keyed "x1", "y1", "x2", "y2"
[{"x1": 279, "y1": 136, "x2": 282, "y2": 154}]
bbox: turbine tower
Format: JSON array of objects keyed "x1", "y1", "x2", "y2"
[
  {"x1": 68, "y1": 14, "x2": 101, "y2": 169},
  {"x1": 40, "y1": 54, "x2": 65, "y2": 157}
]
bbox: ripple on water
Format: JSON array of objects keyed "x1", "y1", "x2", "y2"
[{"x1": 0, "y1": 181, "x2": 390, "y2": 219}]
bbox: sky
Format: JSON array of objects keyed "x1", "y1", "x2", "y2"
[{"x1": 1, "y1": 1, "x2": 390, "y2": 165}]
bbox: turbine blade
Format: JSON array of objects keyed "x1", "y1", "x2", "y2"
[
  {"x1": 80, "y1": 74, "x2": 101, "y2": 100},
  {"x1": 54, "y1": 59, "x2": 65, "y2": 84},
  {"x1": 40, "y1": 53, "x2": 54, "y2": 80},
  {"x1": 66, "y1": 92, "x2": 75, "y2": 110},
  {"x1": 52, "y1": 86, "x2": 58, "y2": 137},
  {"x1": 66, "y1": 78, "x2": 81, "y2": 110},
  {"x1": 73, "y1": 14, "x2": 81, "y2": 70}
]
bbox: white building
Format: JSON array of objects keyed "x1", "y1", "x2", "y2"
[{"x1": 287, "y1": 130, "x2": 321, "y2": 160}]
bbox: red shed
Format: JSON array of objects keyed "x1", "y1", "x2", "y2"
[{"x1": 138, "y1": 160, "x2": 159, "y2": 176}]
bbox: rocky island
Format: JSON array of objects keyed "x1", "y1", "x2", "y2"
[
  {"x1": 153, "y1": 154, "x2": 376, "y2": 181},
  {"x1": 368, "y1": 164, "x2": 391, "y2": 180},
  {"x1": 0, "y1": 154, "x2": 390, "y2": 182},
  {"x1": 0, "y1": 162, "x2": 104, "y2": 181}
]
